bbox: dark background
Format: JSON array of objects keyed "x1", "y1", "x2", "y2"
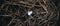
[{"x1": 0, "y1": 0, "x2": 60, "y2": 26}]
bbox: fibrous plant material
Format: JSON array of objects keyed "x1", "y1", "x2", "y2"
[{"x1": 0, "y1": 0, "x2": 59, "y2": 26}]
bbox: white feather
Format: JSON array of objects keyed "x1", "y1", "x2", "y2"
[{"x1": 28, "y1": 11, "x2": 32, "y2": 15}]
